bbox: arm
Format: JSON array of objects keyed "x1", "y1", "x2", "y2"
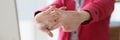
[{"x1": 81, "y1": 0, "x2": 115, "y2": 24}]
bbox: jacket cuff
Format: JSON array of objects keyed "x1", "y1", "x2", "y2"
[
  {"x1": 34, "y1": 11, "x2": 42, "y2": 16},
  {"x1": 81, "y1": 3, "x2": 99, "y2": 25}
]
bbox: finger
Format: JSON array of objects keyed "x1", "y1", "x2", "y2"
[
  {"x1": 50, "y1": 6, "x2": 66, "y2": 16},
  {"x1": 54, "y1": 7, "x2": 64, "y2": 14},
  {"x1": 45, "y1": 6, "x2": 55, "y2": 13},
  {"x1": 51, "y1": 6, "x2": 66, "y2": 14},
  {"x1": 59, "y1": 6, "x2": 66, "y2": 10},
  {"x1": 39, "y1": 25, "x2": 53, "y2": 37},
  {"x1": 49, "y1": 11, "x2": 59, "y2": 15},
  {"x1": 48, "y1": 6, "x2": 66, "y2": 16},
  {"x1": 36, "y1": 22, "x2": 53, "y2": 37},
  {"x1": 44, "y1": 29, "x2": 53, "y2": 37}
]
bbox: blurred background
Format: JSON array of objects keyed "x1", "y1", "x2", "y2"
[
  {"x1": 16, "y1": 0, "x2": 120, "y2": 40},
  {"x1": 0, "y1": 0, "x2": 120, "y2": 40}
]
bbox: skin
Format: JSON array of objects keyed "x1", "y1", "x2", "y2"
[
  {"x1": 34, "y1": 6, "x2": 66, "y2": 37},
  {"x1": 54, "y1": 8, "x2": 90, "y2": 32},
  {"x1": 34, "y1": 6, "x2": 90, "y2": 37}
]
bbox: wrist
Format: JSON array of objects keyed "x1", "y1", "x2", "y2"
[{"x1": 78, "y1": 10, "x2": 90, "y2": 23}]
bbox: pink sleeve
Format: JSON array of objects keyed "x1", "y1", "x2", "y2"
[
  {"x1": 34, "y1": 0, "x2": 63, "y2": 16},
  {"x1": 81, "y1": 0, "x2": 115, "y2": 24}
]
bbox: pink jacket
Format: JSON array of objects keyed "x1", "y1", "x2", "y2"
[{"x1": 34, "y1": 0, "x2": 115, "y2": 40}]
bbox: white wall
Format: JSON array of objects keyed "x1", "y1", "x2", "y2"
[
  {"x1": 110, "y1": 2, "x2": 120, "y2": 22},
  {"x1": 0, "y1": 0, "x2": 20, "y2": 40}
]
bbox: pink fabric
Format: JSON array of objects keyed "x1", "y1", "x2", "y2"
[{"x1": 34, "y1": 0, "x2": 115, "y2": 40}]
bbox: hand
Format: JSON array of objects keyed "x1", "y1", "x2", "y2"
[
  {"x1": 34, "y1": 6, "x2": 66, "y2": 37},
  {"x1": 54, "y1": 8, "x2": 90, "y2": 32},
  {"x1": 34, "y1": 6, "x2": 57, "y2": 37}
]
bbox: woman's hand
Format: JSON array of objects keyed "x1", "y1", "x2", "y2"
[
  {"x1": 34, "y1": 6, "x2": 66, "y2": 37},
  {"x1": 54, "y1": 8, "x2": 90, "y2": 32},
  {"x1": 34, "y1": 6, "x2": 90, "y2": 37},
  {"x1": 34, "y1": 6, "x2": 58, "y2": 37}
]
